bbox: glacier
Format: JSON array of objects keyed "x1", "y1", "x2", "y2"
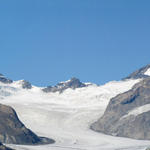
[{"x1": 0, "y1": 78, "x2": 149, "y2": 150}]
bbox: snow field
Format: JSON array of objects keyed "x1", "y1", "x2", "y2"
[{"x1": 1, "y1": 79, "x2": 150, "y2": 150}]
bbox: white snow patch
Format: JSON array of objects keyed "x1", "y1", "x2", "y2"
[
  {"x1": 144, "y1": 68, "x2": 150, "y2": 76},
  {"x1": 122, "y1": 104, "x2": 150, "y2": 119}
]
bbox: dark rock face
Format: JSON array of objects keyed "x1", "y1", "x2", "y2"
[
  {"x1": 0, "y1": 104, "x2": 54, "y2": 145},
  {"x1": 124, "y1": 64, "x2": 150, "y2": 79},
  {"x1": 0, "y1": 74, "x2": 13, "y2": 84},
  {"x1": 21, "y1": 80, "x2": 32, "y2": 89},
  {"x1": 91, "y1": 77, "x2": 150, "y2": 140},
  {"x1": 43, "y1": 77, "x2": 87, "y2": 93}
]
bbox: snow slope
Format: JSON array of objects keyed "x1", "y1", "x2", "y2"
[
  {"x1": 0, "y1": 79, "x2": 150, "y2": 150},
  {"x1": 144, "y1": 68, "x2": 150, "y2": 76}
]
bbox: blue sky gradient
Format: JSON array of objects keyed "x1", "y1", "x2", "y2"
[{"x1": 0, "y1": 0, "x2": 150, "y2": 86}]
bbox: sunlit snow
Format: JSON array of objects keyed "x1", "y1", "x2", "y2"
[
  {"x1": 0, "y1": 79, "x2": 150, "y2": 150},
  {"x1": 144, "y1": 68, "x2": 150, "y2": 76}
]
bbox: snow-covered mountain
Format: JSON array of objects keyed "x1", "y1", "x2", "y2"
[
  {"x1": 91, "y1": 64, "x2": 150, "y2": 141},
  {"x1": 125, "y1": 64, "x2": 150, "y2": 79},
  {"x1": 0, "y1": 65, "x2": 150, "y2": 150},
  {"x1": 42, "y1": 77, "x2": 88, "y2": 93}
]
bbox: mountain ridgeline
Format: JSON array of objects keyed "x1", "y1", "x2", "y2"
[
  {"x1": 0, "y1": 74, "x2": 13, "y2": 84},
  {"x1": 124, "y1": 64, "x2": 150, "y2": 79},
  {"x1": 1, "y1": 64, "x2": 150, "y2": 143},
  {"x1": 42, "y1": 77, "x2": 87, "y2": 93},
  {"x1": 0, "y1": 74, "x2": 87, "y2": 93}
]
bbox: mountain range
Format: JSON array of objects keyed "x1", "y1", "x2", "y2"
[{"x1": 0, "y1": 64, "x2": 150, "y2": 150}]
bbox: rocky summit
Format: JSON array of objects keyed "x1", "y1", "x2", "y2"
[
  {"x1": 43, "y1": 77, "x2": 87, "y2": 93},
  {"x1": 124, "y1": 64, "x2": 150, "y2": 79},
  {"x1": 21, "y1": 80, "x2": 32, "y2": 89},
  {"x1": 0, "y1": 103, "x2": 54, "y2": 145},
  {"x1": 0, "y1": 74, "x2": 13, "y2": 84},
  {"x1": 91, "y1": 76, "x2": 150, "y2": 140}
]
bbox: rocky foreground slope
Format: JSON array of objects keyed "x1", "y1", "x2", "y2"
[
  {"x1": 91, "y1": 64, "x2": 150, "y2": 140},
  {"x1": 0, "y1": 103, "x2": 54, "y2": 145}
]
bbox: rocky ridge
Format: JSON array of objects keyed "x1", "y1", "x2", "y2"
[
  {"x1": 125, "y1": 64, "x2": 150, "y2": 79},
  {"x1": 42, "y1": 77, "x2": 87, "y2": 93},
  {"x1": 19, "y1": 80, "x2": 32, "y2": 89},
  {"x1": 91, "y1": 64, "x2": 150, "y2": 140},
  {"x1": 0, "y1": 74, "x2": 13, "y2": 84}
]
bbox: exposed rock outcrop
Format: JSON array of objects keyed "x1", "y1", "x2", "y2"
[
  {"x1": 0, "y1": 74, "x2": 13, "y2": 84},
  {"x1": 0, "y1": 103, "x2": 54, "y2": 145},
  {"x1": 43, "y1": 77, "x2": 87, "y2": 93},
  {"x1": 124, "y1": 64, "x2": 150, "y2": 79},
  {"x1": 91, "y1": 77, "x2": 150, "y2": 140},
  {"x1": 21, "y1": 80, "x2": 32, "y2": 89}
]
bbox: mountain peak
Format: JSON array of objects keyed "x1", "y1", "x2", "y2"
[
  {"x1": 124, "y1": 64, "x2": 150, "y2": 79},
  {"x1": 43, "y1": 77, "x2": 87, "y2": 93},
  {"x1": 57, "y1": 77, "x2": 83, "y2": 87},
  {"x1": 60, "y1": 77, "x2": 79, "y2": 83},
  {"x1": 0, "y1": 73, "x2": 13, "y2": 84},
  {"x1": 17, "y1": 80, "x2": 32, "y2": 89}
]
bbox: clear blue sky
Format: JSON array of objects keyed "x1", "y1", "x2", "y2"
[{"x1": 0, "y1": 0, "x2": 150, "y2": 86}]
